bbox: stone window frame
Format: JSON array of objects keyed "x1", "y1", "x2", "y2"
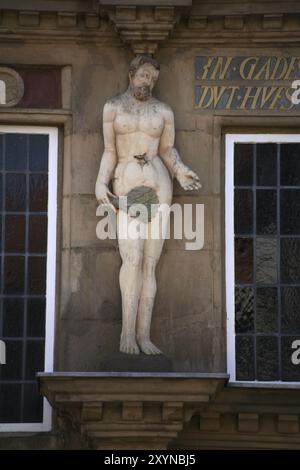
[
  {"x1": 225, "y1": 133, "x2": 300, "y2": 386},
  {"x1": 0, "y1": 125, "x2": 58, "y2": 432}
]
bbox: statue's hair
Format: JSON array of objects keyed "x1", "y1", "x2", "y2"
[{"x1": 129, "y1": 55, "x2": 160, "y2": 78}]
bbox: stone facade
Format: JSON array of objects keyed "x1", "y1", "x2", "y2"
[{"x1": 1, "y1": 0, "x2": 300, "y2": 449}]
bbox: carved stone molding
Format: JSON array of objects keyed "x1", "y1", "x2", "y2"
[
  {"x1": 102, "y1": 4, "x2": 189, "y2": 54},
  {"x1": 38, "y1": 372, "x2": 228, "y2": 450}
]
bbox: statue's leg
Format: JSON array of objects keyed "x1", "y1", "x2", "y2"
[
  {"x1": 136, "y1": 211, "x2": 167, "y2": 355},
  {"x1": 118, "y1": 212, "x2": 145, "y2": 355}
]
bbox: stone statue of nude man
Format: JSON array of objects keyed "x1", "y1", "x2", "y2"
[{"x1": 95, "y1": 55, "x2": 201, "y2": 355}]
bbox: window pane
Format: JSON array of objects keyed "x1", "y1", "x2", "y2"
[
  {"x1": 281, "y1": 143, "x2": 300, "y2": 186},
  {"x1": 4, "y1": 256, "x2": 25, "y2": 294},
  {"x1": 281, "y1": 336, "x2": 300, "y2": 381},
  {"x1": 25, "y1": 340, "x2": 45, "y2": 380},
  {"x1": 5, "y1": 215, "x2": 26, "y2": 253},
  {"x1": 29, "y1": 135, "x2": 48, "y2": 172},
  {"x1": 257, "y1": 336, "x2": 279, "y2": 381},
  {"x1": 256, "y1": 237, "x2": 277, "y2": 284},
  {"x1": 257, "y1": 143, "x2": 277, "y2": 186},
  {"x1": 28, "y1": 256, "x2": 46, "y2": 294},
  {"x1": 23, "y1": 383, "x2": 43, "y2": 423},
  {"x1": 0, "y1": 174, "x2": 3, "y2": 211},
  {"x1": 2, "y1": 298, "x2": 24, "y2": 337},
  {"x1": 235, "y1": 238, "x2": 253, "y2": 284},
  {"x1": 234, "y1": 143, "x2": 253, "y2": 186},
  {"x1": 256, "y1": 190, "x2": 277, "y2": 235},
  {"x1": 1, "y1": 340, "x2": 23, "y2": 380},
  {"x1": 236, "y1": 335, "x2": 255, "y2": 380},
  {"x1": 256, "y1": 287, "x2": 278, "y2": 333},
  {"x1": 29, "y1": 174, "x2": 48, "y2": 212},
  {"x1": 27, "y1": 298, "x2": 46, "y2": 337},
  {"x1": 29, "y1": 215, "x2": 48, "y2": 253},
  {"x1": 5, "y1": 174, "x2": 26, "y2": 211},
  {"x1": 280, "y1": 189, "x2": 300, "y2": 235},
  {"x1": 234, "y1": 189, "x2": 253, "y2": 234},
  {"x1": 281, "y1": 238, "x2": 300, "y2": 283},
  {"x1": 5, "y1": 133, "x2": 27, "y2": 171},
  {"x1": 235, "y1": 287, "x2": 254, "y2": 333},
  {"x1": 281, "y1": 287, "x2": 300, "y2": 334},
  {"x1": 0, "y1": 384, "x2": 22, "y2": 423},
  {"x1": 0, "y1": 134, "x2": 3, "y2": 169}
]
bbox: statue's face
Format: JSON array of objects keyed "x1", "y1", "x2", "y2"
[{"x1": 130, "y1": 64, "x2": 159, "y2": 101}]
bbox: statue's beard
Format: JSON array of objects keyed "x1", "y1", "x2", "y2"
[{"x1": 131, "y1": 85, "x2": 151, "y2": 101}]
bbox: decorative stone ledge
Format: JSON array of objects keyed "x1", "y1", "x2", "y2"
[
  {"x1": 38, "y1": 372, "x2": 228, "y2": 450},
  {"x1": 103, "y1": 5, "x2": 186, "y2": 54}
]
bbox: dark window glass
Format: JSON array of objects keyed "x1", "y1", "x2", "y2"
[
  {"x1": 256, "y1": 287, "x2": 278, "y2": 333},
  {"x1": 5, "y1": 134, "x2": 27, "y2": 171},
  {"x1": 281, "y1": 336, "x2": 300, "y2": 381},
  {"x1": 234, "y1": 190, "x2": 253, "y2": 234},
  {"x1": 4, "y1": 256, "x2": 25, "y2": 294},
  {"x1": 281, "y1": 143, "x2": 300, "y2": 186},
  {"x1": 233, "y1": 141, "x2": 300, "y2": 382},
  {"x1": 256, "y1": 190, "x2": 277, "y2": 235},
  {"x1": 235, "y1": 238, "x2": 253, "y2": 284},
  {"x1": 1, "y1": 341, "x2": 23, "y2": 380},
  {"x1": 257, "y1": 336, "x2": 279, "y2": 381},
  {"x1": 236, "y1": 336, "x2": 255, "y2": 380},
  {"x1": 0, "y1": 384, "x2": 22, "y2": 423},
  {"x1": 29, "y1": 215, "x2": 47, "y2": 253},
  {"x1": 234, "y1": 144, "x2": 253, "y2": 186},
  {"x1": 5, "y1": 215, "x2": 26, "y2": 253},
  {"x1": 0, "y1": 131, "x2": 49, "y2": 424},
  {"x1": 27, "y1": 299, "x2": 46, "y2": 337},
  {"x1": 29, "y1": 135, "x2": 48, "y2": 172},
  {"x1": 28, "y1": 257, "x2": 46, "y2": 294},
  {"x1": 0, "y1": 174, "x2": 2, "y2": 211},
  {"x1": 256, "y1": 237, "x2": 277, "y2": 285},
  {"x1": 256, "y1": 143, "x2": 277, "y2": 186},
  {"x1": 0, "y1": 134, "x2": 3, "y2": 169},
  {"x1": 25, "y1": 340, "x2": 45, "y2": 380},
  {"x1": 29, "y1": 174, "x2": 48, "y2": 212},
  {"x1": 281, "y1": 238, "x2": 300, "y2": 283},
  {"x1": 281, "y1": 287, "x2": 300, "y2": 334},
  {"x1": 2, "y1": 299, "x2": 24, "y2": 337},
  {"x1": 280, "y1": 189, "x2": 300, "y2": 235},
  {"x1": 5, "y1": 174, "x2": 26, "y2": 211},
  {"x1": 23, "y1": 383, "x2": 44, "y2": 423},
  {"x1": 235, "y1": 287, "x2": 254, "y2": 333}
]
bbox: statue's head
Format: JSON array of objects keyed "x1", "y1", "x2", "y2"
[{"x1": 128, "y1": 55, "x2": 160, "y2": 101}]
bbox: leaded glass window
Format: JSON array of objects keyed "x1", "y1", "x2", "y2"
[
  {"x1": 227, "y1": 136, "x2": 300, "y2": 382},
  {"x1": 0, "y1": 127, "x2": 57, "y2": 430}
]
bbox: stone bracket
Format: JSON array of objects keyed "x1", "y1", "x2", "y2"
[
  {"x1": 100, "y1": 3, "x2": 191, "y2": 54},
  {"x1": 38, "y1": 372, "x2": 228, "y2": 449}
]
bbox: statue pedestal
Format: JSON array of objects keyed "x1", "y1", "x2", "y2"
[
  {"x1": 101, "y1": 352, "x2": 173, "y2": 372},
  {"x1": 38, "y1": 372, "x2": 228, "y2": 450}
]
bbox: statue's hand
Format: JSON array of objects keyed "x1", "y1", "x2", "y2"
[
  {"x1": 176, "y1": 166, "x2": 202, "y2": 191},
  {"x1": 96, "y1": 182, "x2": 117, "y2": 212}
]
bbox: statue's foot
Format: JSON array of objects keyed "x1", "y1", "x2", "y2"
[
  {"x1": 120, "y1": 335, "x2": 140, "y2": 355},
  {"x1": 137, "y1": 337, "x2": 162, "y2": 355}
]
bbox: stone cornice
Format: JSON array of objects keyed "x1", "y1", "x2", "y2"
[
  {"x1": 1, "y1": 3, "x2": 300, "y2": 48},
  {"x1": 38, "y1": 372, "x2": 228, "y2": 449}
]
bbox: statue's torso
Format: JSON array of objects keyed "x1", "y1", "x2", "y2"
[{"x1": 111, "y1": 94, "x2": 173, "y2": 204}]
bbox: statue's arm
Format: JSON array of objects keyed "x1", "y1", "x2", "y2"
[
  {"x1": 95, "y1": 101, "x2": 118, "y2": 206},
  {"x1": 158, "y1": 106, "x2": 184, "y2": 178},
  {"x1": 159, "y1": 106, "x2": 201, "y2": 190}
]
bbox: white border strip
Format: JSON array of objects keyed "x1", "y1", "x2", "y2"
[
  {"x1": 0, "y1": 126, "x2": 58, "y2": 432},
  {"x1": 226, "y1": 133, "x2": 300, "y2": 386}
]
